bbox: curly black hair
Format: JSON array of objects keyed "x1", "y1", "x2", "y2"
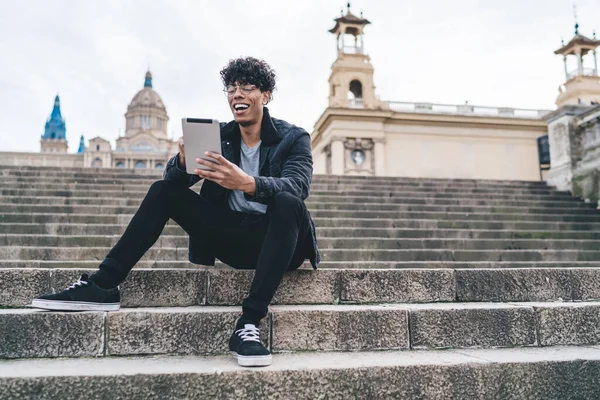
[{"x1": 220, "y1": 57, "x2": 277, "y2": 102}]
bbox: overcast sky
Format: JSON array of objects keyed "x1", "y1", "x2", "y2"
[{"x1": 0, "y1": 0, "x2": 599, "y2": 153}]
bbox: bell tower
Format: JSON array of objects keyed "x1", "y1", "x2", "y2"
[
  {"x1": 328, "y1": 3, "x2": 379, "y2": 109},
  {"x1": 554, "y1": 20, "x2": 600, "y2": 107}
]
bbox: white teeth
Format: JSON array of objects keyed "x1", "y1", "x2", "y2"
[{"x1": 234, "y1": 104, "x2": 249, "y2": 110}]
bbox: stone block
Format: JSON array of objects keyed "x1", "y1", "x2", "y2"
[
  {"x1": 0, "y1": 310, "x2": 104, "y2": 358},
  {"x1": 270, "y1": 304, "x2": 409, "y2": 352},
  {"x1": 120, "y1": 269, "x2": 206, "y2": 307},
  {"x1": 0, "y1": 269, "x2": 50, "y2": 307},
  {"x1": 456, "y1": 268, "x2": 573, "y2": 302},
  {"x1": 340, "y1": 269, "x2": 455, "y2": 303},
  {"x1": 535, "y1": 303, "x2": 600, "y2": 346},
  {"x1": 571, "y1": 268, "x2": 600, "y2": 300},
  {"x1": 207, "y1": 269, "x2": 339, "y2": 305},
  {"x1": 106, "y1": 307, "x2": 241, "y2": 356},
  {"x1": 409, "y1": 303, "x2": 537, "y2": 349}
]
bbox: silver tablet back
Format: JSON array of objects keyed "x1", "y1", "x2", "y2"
[{"x1": 181, "y1": 118, "x2": 222, "y2": 172}]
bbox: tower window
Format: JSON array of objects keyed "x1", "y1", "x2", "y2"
[
  {"x1": 96, "y1": 145, "x2": 100, "y2": 151},
  {"x1": 349, "y1": 80, "x2": 363, "y2": 99},
  {"x1": 135, "y1": 161, "x2": 146, "y2": 169}
]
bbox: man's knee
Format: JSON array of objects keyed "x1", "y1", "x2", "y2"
[
  {"x1": 147, "y1": 180, "x2": 183, "y2": 204},
  {"x1": 267, "y1": 192, "x2": 305, "y2": 218},
  {"x1": 148, "y1": 179, "x2": 180, "y2": 195}
]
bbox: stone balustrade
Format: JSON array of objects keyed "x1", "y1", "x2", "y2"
[{"x1": 386, "y1": 101, "x2": 551, "y2": 119}]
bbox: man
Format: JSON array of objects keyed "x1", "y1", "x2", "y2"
[{"x1": 32, "y1": 57, "x2": 321, "y2": 367}]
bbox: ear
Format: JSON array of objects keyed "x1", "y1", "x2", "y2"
[{"x1": 262, "y1": 91, "x2": 271, "y2": 105}]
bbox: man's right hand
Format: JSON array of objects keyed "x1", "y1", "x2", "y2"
[{"x1": 177, "y1": 137, "x2": 186, "y2": 169}]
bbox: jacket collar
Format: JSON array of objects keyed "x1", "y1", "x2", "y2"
[{"x1": 221, "y1": 106, "x2": 282, "y2": 146}]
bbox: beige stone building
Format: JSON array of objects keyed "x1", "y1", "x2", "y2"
[
  {"x1": 311, "y1": 7, "x2": 555, "y2": 181},
  {"x1": 0, "y1": 71, "x2": 178, "y2": 169}
]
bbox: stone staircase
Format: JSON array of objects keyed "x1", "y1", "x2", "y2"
[{"x1": 2, "y1": 165, "x2": 600, "y2": 399}]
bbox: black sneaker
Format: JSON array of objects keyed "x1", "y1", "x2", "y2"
[
  {"x1": 31, "y1": 274, "x2": 120, "y2": 312},
  {"x1": 229, "y1": 321, "x2": 272, "y2": 367}
]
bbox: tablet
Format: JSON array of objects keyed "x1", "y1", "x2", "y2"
[{"x1": 181, "y1": 118, "x2": 222, "y2": 172}]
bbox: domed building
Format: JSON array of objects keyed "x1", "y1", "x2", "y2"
[{"x1": 83, "y1": 70, "x2": 178, "y2": 169}]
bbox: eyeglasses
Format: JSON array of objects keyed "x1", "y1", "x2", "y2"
[{"x1": 224, "y1": 84, "x2": 257, "y2": 97}]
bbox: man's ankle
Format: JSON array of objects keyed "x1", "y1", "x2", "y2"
[
  {"x1": 88, "y1": 273, "x2": 119, "y2": 290},
  {"x1": 236, "y1": 316, "x2": 260, "y2": 329}
]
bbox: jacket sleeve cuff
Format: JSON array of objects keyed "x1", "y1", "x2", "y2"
[
  {"x1": 244, "y1": 176, "x2": 265, "y2": 203},
  {"x1": 174, "y1": 153, "x2": 187, "y2": 173}
]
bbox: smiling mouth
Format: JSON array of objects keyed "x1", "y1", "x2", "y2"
[{"x1": 233, "y1": 104, "x2": 250, "y2": 115}]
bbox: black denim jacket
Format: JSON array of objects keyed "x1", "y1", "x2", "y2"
[{"x1": 163, "y1": 107, "x2": 321, "y2": 269}]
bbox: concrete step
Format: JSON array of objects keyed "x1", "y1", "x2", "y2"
[
  {"x1": 1, "y1": 200, "x2": 596, "y2": 217},
  {"x1": 5, "y1": 222, "x2": 600, "y2": 239},
  {"x1": 0, "y1": 189, "x2": 579, "y2": 204},
  {"x1": 1, "y1": 347, "x2": 599, "y2": 399},
  {"x1": 0, "y1": 193, "x2": 589, "y2": 208},
  {"x1": 4, "y1": 259, "x2": 600, "y2": 270},
  {"x1": 3, "y1": 234, "x2": 600, "y2": 251},
  {"x1": 2, "y1": 214, "x2": 599, "y2": 231},
  {"x1": 0, "y1": 171, "x2": 551, "y2": 187},
  {"x1": 0, "y1": 181, "x2": 566, "y2": 195},
  {"x1": 0, "y1": 179, "x2": 556, "y2": 194},
  {"x1": 2, "y1": 301, "x2": 600, "y2": 359},
  {"x1": 2, "y1": 208, "x2": 598, "y2": 223},
  {"x1": 3, "y1": 246, "x2": 600, "y2": 262},
  {"x1": 2, "y1": 267, "x2": 599, "y2": 308}
]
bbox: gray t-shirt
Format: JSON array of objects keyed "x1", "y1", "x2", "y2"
[{"x1": 227, "y1": 140, "x2": 267, "y2": 214}]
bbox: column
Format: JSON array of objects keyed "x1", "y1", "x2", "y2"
[
  {"x1": 563, "y1": 56, "x2": 569, "y2": 80},
  {"x1": 330, "y1": 138, "x2": 345, "y2": 175},
  {"x1": 594, "y1": 50, "x2": 598, "y2": 75},
  {"x1": 576, "y1": 49, "x2": 583, "y2": 76},
  {"x1": 373, "y1": 138, "x2": 385, "y2": 176}
]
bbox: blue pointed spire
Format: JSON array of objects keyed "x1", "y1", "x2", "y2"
[
  {"x1": 144, "y1": 70, "x2": 152, "y2": 88},
  {"x1": 42, "y1": 94, "x2": 67, "y2": 140},
  {"x1": 77, "y1": 134, "x2": 85, "y2": 153}
]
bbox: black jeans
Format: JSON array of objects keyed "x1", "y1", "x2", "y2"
[{"x1": 90, "y1": 180, "x2": 312, "y2": 323}]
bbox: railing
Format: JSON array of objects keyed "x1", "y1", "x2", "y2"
[
  {"x1": 567, "y1": 68, "x2": 597, "y2": 80},
  {"x1": 385, "y1": 101, "x2": 551, "y2": 119},
  {"x1": 349, "y1": 98, "x2": 364, "y2": 108}
]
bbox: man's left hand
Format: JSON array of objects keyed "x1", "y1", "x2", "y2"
[{"x1": 194, "y1": 152, "x2": 256, "y2": 195}]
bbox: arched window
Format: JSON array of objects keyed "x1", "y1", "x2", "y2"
[
  {"x1": 135, "y1": 161, "x2": 146, "y2": 169},
  {"x1": 92, "y1": 158, "x2": 102, "y2": 168},
  {"x1": 348, "y1": 80, "x2": 364, "y2": 108},
  {"x1": 115, "y1": 162, "x2": 125, "y2": 168},
  {"x1": 348, "y1": 80, "x2": 363, "y2": 99},
  {"x1": 155, "y1": 163, "x2": 164, "y2": 169}
]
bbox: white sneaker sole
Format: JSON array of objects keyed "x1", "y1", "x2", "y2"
[
  {"x1": 30, "y1": 299, "x2": 120, "y2": 312},
  {"x1": 231, "y1": 351, "x2": 272, "y2": 367}
]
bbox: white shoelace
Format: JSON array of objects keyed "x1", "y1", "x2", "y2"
[
  {"x1": 66, "y1": 279, "x2": 89, "y2": 291},
  {"x1": 235, "y1": 324, "x2": 261, "y2": 343}
]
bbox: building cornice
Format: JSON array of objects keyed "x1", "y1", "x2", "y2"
[{"x1": 312, "y1": 107, "x2": 549, "y2": 145}]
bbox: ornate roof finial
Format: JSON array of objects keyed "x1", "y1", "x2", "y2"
[
  {"x1": 360, "y1": 9, "x2": 363, "y2": 18},
  {"x1": 573, "y1": 4, "x2": 579, "y2": 35},
  {"x1": 347, "y1": 2, "x2": 351, "y2": 12},
  {"x1": 594, "y1": 30, "x2": 597, "y2": 39},
  {"x1": 561, "y1": 37, "x2": 564, "y2": 45},
  {"x1": 340, "y1": 8, "x2": 343, "y2": 17}
]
